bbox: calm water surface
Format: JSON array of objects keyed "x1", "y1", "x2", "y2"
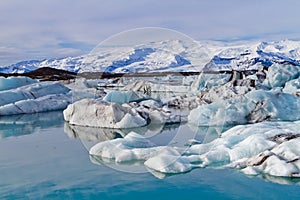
[{"x1": 0, "y1": 111, "x2": 299, "y2": 199}]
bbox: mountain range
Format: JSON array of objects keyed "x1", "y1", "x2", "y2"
[{"x1": 1, "y1": 40, "x2": 300, "y2": 74}]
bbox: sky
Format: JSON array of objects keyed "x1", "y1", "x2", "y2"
[{"x1": 1, "y1": 0, "x2": 300, "y2": 66}]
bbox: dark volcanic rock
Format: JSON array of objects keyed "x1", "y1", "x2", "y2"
[{"x1": 0, "y1": 67, "x2": 77, "y2": 81}]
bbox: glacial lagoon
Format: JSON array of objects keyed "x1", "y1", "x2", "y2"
[{"x1": 1, "y1": 111, "x2": 300, "y2": 199}]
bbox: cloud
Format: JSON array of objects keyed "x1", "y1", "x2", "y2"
[{"x1": 0, "y1": 0, "x2": 300, "y2": 66}]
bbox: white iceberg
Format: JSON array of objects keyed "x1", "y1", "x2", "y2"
[
  {"x1": 283, "y1": 76, "x2": 300, "y2": 97},
  {"x1": 0, "y1": 81, "x2": 70, "y2": 107},
  {"x1": 0, "y1": 81, "x2": 71, "y2": 115},
  {"x1": 187, "y1": 121, "x2": 300, "y2": 177},
  {"x1": 188, "y1": 90, "x2": 300, "y2": 126},
  {"x1": 144, "y1": 148, "x2": 196, "y2": 174},
  {"x1": 65, "y1": 78, "x2": 107, "y2": 101},
  {"x1": 103, "y1": 90, "x2": 142, "y2": 104},
  {"x1": 0, "y1": 94, "x2": 70, "y2": 115},
  {"x1": 63, "y1": 99, "x2": 147, "y2": 128},
  {"x1": 89, "y1": 132, "x2": 160, "y2": 162},
  {"x1": 263, "y1": 64, "x2": 300, "y2": 88},
  {"x1": 0, "y1": 76, "x2": 37, "y2": 91},
  {"x1": 64, "y1": 97, "x2": 182, "y2": 128},
  {"x1": 191, "y1": 73, "x2": 231, "y2": 92},
  {"x1": 88, "y1": 121, "x2": 300, "y2": 179}
]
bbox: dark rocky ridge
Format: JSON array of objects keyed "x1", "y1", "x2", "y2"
[
  {"x1": 0, "y1": 66, "x2": 262, "y2": 83},
  {"x1": 0, "y1": 67, "x2": 77, "y2": 81}
]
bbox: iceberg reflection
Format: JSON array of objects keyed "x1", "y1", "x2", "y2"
[{"x1": 0, "y1": 111, "x2": 64, "y2": 139}]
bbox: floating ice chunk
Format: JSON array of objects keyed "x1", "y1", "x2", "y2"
[
  {"x1": 63, "y1": 99, "x2": 147, "y2": 128},
  {"x1": 189, "y1": 122, "x2": 300, "y2": 167},
  {"x1": 283, "y1": 76, "x2": 300, "y2": 97},
  {"x1": 189, "y1": 90, "x2": 300, "y2": 126},
  {"x1": 262, "y1": 155, "x2": 299, "y2": 177},
  {"x1": 88, "y1": 121, "x2": 300, "y2": 179},
  {"x1": 200, "y1": 82, "x2": 254, "y2": 103},
  {"x1": 103, "y1": 90, "x2": 142, "y2": 104},
  {"x1": 0, "y1": 94, "x2": 70, "y2": 115},
  {"x1": 0, "y1": 82, "x2": 70, "y2": 107},
  {"x1": 0, "y1": 81, "x2": 71, "y2": 115},
  {"x1": 0, "y1": 76, "x2": 37, "y2": 91},
  {"x1": 229, "y1": 134, "x2": 276, "y2": 161},
  {"x1": 241, "y1": 166, "x2": 259, "y2": 175},
  {"x1": 89, "y1": 131, "x2": 195, "y2": 173},
  {"x1": 147, "y1": 109, "x2": 181, "y2": 124},
  {"x1": 144, "y1": 148, "x2": 194, "y2": 174},
  {"x1": 244, "y1": 151, "x2": 300, "y2": 177},
  {"x1": 191, "y1": 73, "x2": 231, "y2": 91},
  {"x1": 139, "y1": 99, "x2": 162, "y2": 108},
  {"x1": 89, "y1": 132, "x2": 161, "y2": 162},
  {"x1": 271, "y1": 138, "x2": 300, "y2": 162},
  {"x1": 263, "y1": 64, "x2": 300, "y2": 88},
  {"x1": 150, "y1": 84, "x2": 190, "y2": 93}
]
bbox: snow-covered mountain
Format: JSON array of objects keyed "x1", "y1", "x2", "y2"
[
  {"x1": 1, "y1": 40, "x2": 300, "y2": 74},
  {"x1": 204, "y1": 40, "x2": 300, "y2": 71},
  {"x1": 0, "y1": 56, "x2": 84, "y2": 74}
]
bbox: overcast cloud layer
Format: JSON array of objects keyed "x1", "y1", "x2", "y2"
[{"x1": 1, "y1": 0, "x2": 300, "y2": 66}]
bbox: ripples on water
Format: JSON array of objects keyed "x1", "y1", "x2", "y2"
[{"x1": 0, "y1": 111, "x2": 300, "y2": 199}]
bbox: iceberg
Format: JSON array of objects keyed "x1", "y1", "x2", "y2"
[
  {"x1": 0, "y1": 81, "x2": 71, "y2": 115},
  {"x1": 187, "y1": 121, "x2": 300, "y2": 177},
  {"x1": 188, "y1": 90, "x2": 300, "y2": 126},
  {"x1": 0, "y1": 94, "x2": 70, "y2": 115},
  {"x1": 63, "y1": 96, "x2": 182, "y2": 128},
  {"x1": 144, "y1": 148, "x2": 196, "y2": 174},
  {"x1": 283, "y1": 76, "x2": 300, "y2": 97},
  {"x1": 63, "y1": 99, "x2": 147, "y2": 128},
  {"x1": 89, "y1": 121, "x2": 300, "y2": 179},
  {"x1": 263, "y1": 64, "x2": 300, "y2": 88},
  {"x1": 89, "y1": 132, "x2": 160, "y2": 162},
  {"x1": 191, "y1": 73, "x2": 231, "y2": 91},
  {"x1": 0, "y1": 76, "x2": 37, "y2": 91},
  {"x1": 103, "y1": 90, "x2": 143, "y2": 104},
  {"x1": 0, "y1": 81, "x2": 70, "y2": 107}
]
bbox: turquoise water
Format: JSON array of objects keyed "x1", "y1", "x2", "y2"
[{"x1": 1, "y1": 111, "x2": 300, "y2": 199}]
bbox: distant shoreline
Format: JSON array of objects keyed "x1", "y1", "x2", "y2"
[{"x1": 0, "y1": 67, "x2": 259, "y2": 81}]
